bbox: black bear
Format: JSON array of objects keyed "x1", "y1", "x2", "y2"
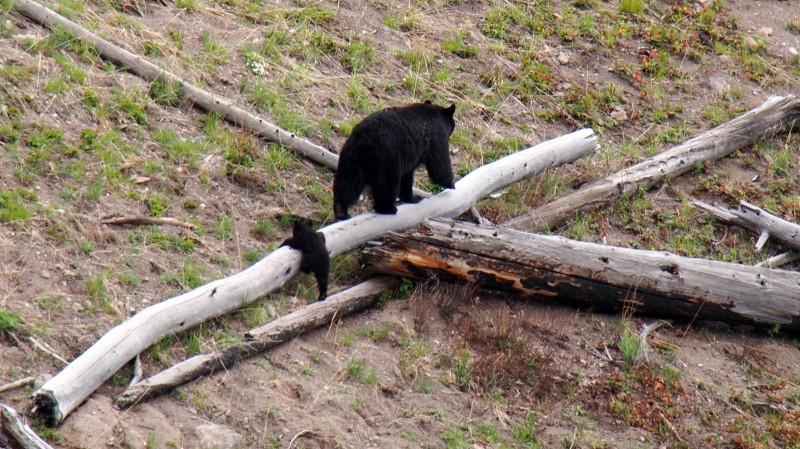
[
  {"x1": 333, "y1": 101, "x2": 457, "y2": 220},
  {"x1": 280, "y1": 218, "x2": 329, "y2": 301}
]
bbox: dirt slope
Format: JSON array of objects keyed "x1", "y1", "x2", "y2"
[{"x1": 1, "y1": 0, "x2": 800, "y2": 448}]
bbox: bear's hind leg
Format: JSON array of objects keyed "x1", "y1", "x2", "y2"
[{"x1": 371, "y1": 175, "x2": 400, "y2": 215}]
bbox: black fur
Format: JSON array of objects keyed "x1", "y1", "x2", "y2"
[
  {"x1": 280, "y1": 219, "x2": 329, "y2": 301},
  {"x1": 333, "y1": 101, "x2": 457, "y2": 220}
]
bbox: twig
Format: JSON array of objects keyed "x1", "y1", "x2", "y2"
[
  {"x1": 659, "y1": 412, "x2": 687, "y2": 445},
  {"x1": 287, "y1": 430, "x2": 314, "y2": 449},
  {"x1": 0, "y1": 377, "x2": 34, "y2": 395},
  {"x1": 636, "y1": 320, "x2": 670, "y2": 363},
  {"x1": 101, "y1": 215, "x2": 195, "y2": 229},
  {"x1": 129, "y1": 356, "x2": 142, "y2": 387},
  {"x1": 28, "y1": 337, "x2": 68, "y2": 366}
]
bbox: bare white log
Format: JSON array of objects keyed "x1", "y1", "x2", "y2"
[
  {"x1": 757, "y1": 251, "x2": 800, "y2": 268},
  {"x1": 30, "y1": 129, "x2": 599, "y2": 426},
  {"x1": 362, "y1": 219, "x2": 800, "y2": 331},
  {"x1": 692, "y1": 200, "x2": 800, "y2": 252},
  {"x1": 114, "y1": 277, "x2": 395, "y2": 408},
  {"x1": 0, "y1": 404, "x2": 55, "y2": 449},
  {"x1": 505, "y1": 95, "x2": 800, "y2": 231},
  {"x1": 11, "y1": 0, "x2": 339, "y2": 168}
]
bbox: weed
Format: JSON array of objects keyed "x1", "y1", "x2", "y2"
[
  {"x1": 383, "y1": 8, "x2": 420, "y2": 32},
  {"x1": 345, "y1": 359, "x2": 365, "y2": 380},
  {"x1": 443, "y1": 30, "x2": 478, "y2": 58},
  {"x1": 149, "y1": 79, "x2": 182, "y2": 106},
  {"x1": 0, "y1": 190, "x2": 33, "y2": 223},
  {"x1": 617, "y1": 328, "x2": 643, "y2": 365},
  {"x1": 513, "y1": 411, "x2": 541, "y2": 447},
  {"x1": 340, "y1": 38, "x2": 375, "y2": 73},
  {"x1": 215, "y1": 213, "x2": 234, "y2": 241},
  {"x1": 0, "y1": 308, "x2": 20, "y2": 332}
]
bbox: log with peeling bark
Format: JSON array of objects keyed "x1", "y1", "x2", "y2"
[
  {"x1": 504, "y1": 95, "x2": 800, "y2": 231},
  {"x1": 0, "y1": 405, "x2": 55, "y2": 449},
  {"x1": 11, "y1": 0, "x2": 339, "y2": 169},
  {"x1": 114, "y1": 277, "x2": 395, "y2": 408},
  {"x1": 30, "y1": 129, "x2": 598, "y2": 426},
  {"x1": 362, "y1": 219, "x2": 800, "y2": 331},
  {"x1": 692, "y1": 200, "x2": 800, "y2": 253}
]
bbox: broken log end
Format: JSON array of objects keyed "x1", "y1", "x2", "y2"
[{"x1": 29, "y1": 390, "x2": 61, "y2": 428}]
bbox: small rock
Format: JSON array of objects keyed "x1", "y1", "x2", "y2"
[
  {"x1": 610, "y1": 107, "x2": 628, "y2": 121},
  {"x1": 790, "y1": 47, "x2": 798, "y2": 56},
  {"x1": 557, "y1": 51, "x2": 570, "y2": 65},
  {"x1": 195, "y1": 423, "x2": 243, "y2": 449},
  {"x1": 757, "y1": 27, "x2": 773, "y2": 37},
  {"x1": 743, "y1": 36, "x2": 759, "y2": 50},
  {"x1": 40, "y1": 270, "x2": 51, "y2": 279}
]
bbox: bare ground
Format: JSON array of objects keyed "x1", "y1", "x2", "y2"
[{"x1": 1, "y1": 0, "x2": 800, "y2": 448}]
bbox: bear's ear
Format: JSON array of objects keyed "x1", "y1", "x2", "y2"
[
  {"x1": 424, "y1": 100, "x2": 432, "y2": 104},
  {"x1": 445, "y1": 103, "x2": 456, "y2": 116}
]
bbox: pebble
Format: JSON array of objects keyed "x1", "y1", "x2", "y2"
[{"x1": 557, "y1": 51, "x2": 570, "y2": 65}]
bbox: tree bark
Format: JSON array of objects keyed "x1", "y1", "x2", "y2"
[
  {"x1": 11, "y1": 0, "x2": 339, "y2": 169},
  {"x1": 692, "y1": 200, "x2": 800, "y2": 252},
  {"x1": 362, "y1": 219, "x2": 800, "y2": 331},
  {"x1": 113, "y1": 277, "x2": 395, "y2": 408},
  {"x1": 0, "y1": 405, "x2": 55, "y2": 449},
  {"x1": 504, "y1": 95, "x2": 800, "y2": 231},
  {"x1": 30, "y1": 129, "x2": 599, "y2": 426}
]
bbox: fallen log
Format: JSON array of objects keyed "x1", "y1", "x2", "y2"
[
  {"x1": 692, "y1": 200, "x2": 800, "y2": 252},
  {"x1": 362, "y1": 219, "x2": 800, "y2": 331},
  {"x1": 504, "y1": 95, "x2": 800, "y2": 231},
  {"x1": 11, "y1": 0, "x2": 339, "y2": 168},
  {"x1": 0, "y1": 404, "x2": 55, "y2": 449},
  {"x1": 114, "y1": 277, "x2": 395, "y2": 408},
  {"x1": 31, "y1": 129, "x2": 598, "y2": 426}
]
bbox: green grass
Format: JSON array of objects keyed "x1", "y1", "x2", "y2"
[{"x1": 0, "y1": 308, "x2": 20, "y2": 332}]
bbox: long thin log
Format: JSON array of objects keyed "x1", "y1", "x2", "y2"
[
  {"x1": 0, "y1": 377, "x2": 34, "y2": 395},
  {"x1": 0, "y1": 405, "x2": 56, "y2": 449},
  {"x1": 692, "y1": 200, "x2": 800, "y2": 252},
  {"x1": 101, "y1": 216, "x2": 195, "y2": 229},
  {"x1": 11, "y1": 0, "x2": 339, "y2": 169},
  {"x1": 362, "y1": 219, "x2": 800, "y2": 331},
  {"x1": 504, "y1": 95, "x2": 800, "y2": 231},
  {"x1": 114, "y1": 277, "x2": 395, "y2": 408},
  {"x1": 31, "y1": 129, "x2": 599, "y2": 426}
]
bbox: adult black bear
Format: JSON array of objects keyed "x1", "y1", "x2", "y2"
[
  {"x1": 333, "y1": 101, "x2": 457, "y2": 220},
  {"x1": 280, "y1": 218, "x2": 329, "y2": 301}
]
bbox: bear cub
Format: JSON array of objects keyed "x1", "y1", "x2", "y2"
[
  {"x1": 280, "y1": 218, "x2": 329, "y2": 301},
  {"x1": 333, "y1": 101, "x2": 457, "y2": 220}
]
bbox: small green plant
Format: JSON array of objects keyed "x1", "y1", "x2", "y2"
[
  {"x1": 513, "y1": 411, "x2": 540, "y2": 446},
  {"x1": 617, "y1": 328, "x2": 642, "y2": 365},
  {"x1": 175, "y1": 0, "x2": 198, "y2": 12},
  {"x1": 149, "y1": 79, "x2": 181, "y2": 106},
  {"x1": 787, "y1": 19, "x2": 800, "y2": 35},
  {"x1": 345, "y1": 359, "x2": 365, "y2": 380},
  {"x1": 442, "y1": 30, "x2": 478, "y2": 58},
  {"x1": 215, "y1": 213, "x2": 234, "y2": 241},
  {"x1": 340, "y1": 38, "x2": 375, "y2": 73},
  {"x1": 0, "y1": 190, "x2": 33, "y2": 223},
  {"x1": 618, "y1": 0, "x2": 645, "y2": 16},
  {"x1": 0, "y1": 308, "x2": 20, "y2": 332}
]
